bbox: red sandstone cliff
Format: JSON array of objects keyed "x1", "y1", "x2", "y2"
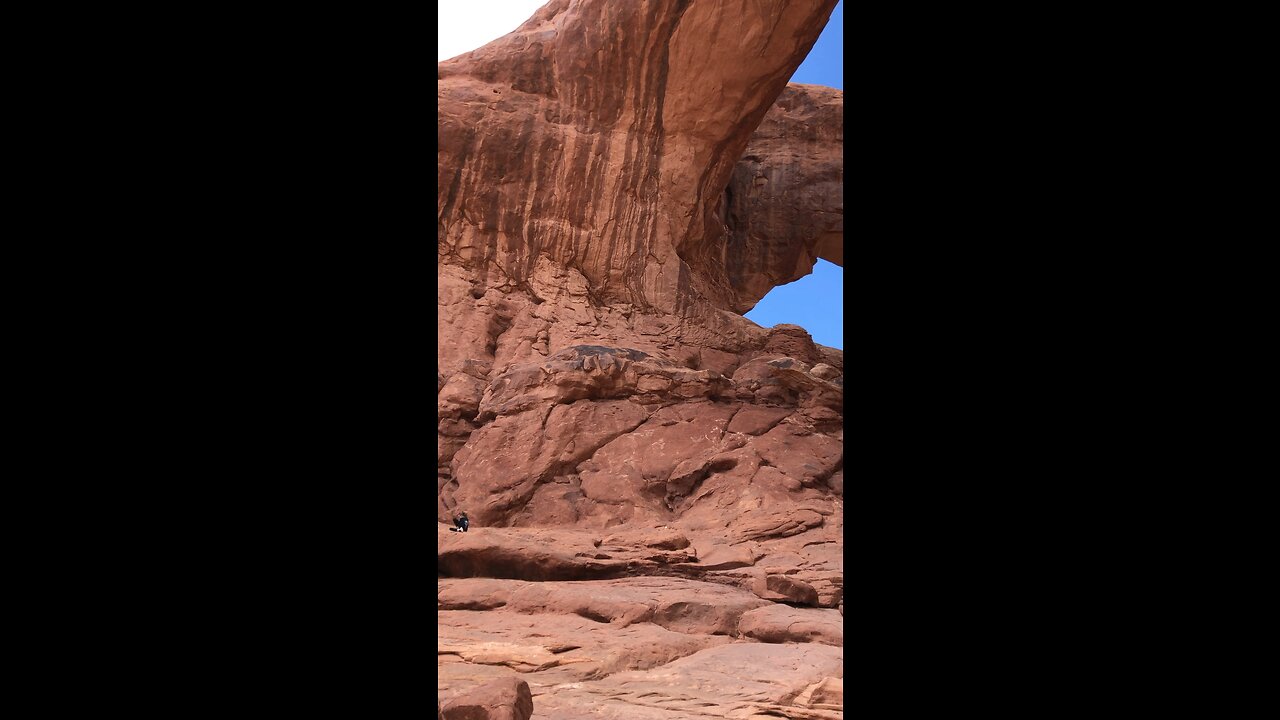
[{"x1": 439, "y1": 2, "x2": 843, "y2": 717}]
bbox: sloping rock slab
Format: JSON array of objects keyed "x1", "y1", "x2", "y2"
[
  {"x1": 738, "y1": 604, "x2": 843, "y2": 646},
  {"x1": 535, "y1": 642, "x2": 843, "y2": 719},
  {"x1": 439, "y1": 577, "x2": 770, "y2": 636},
  {"x1": 438, "y1": 525, "x2": 695, "y2": 581},
  {"x1": 438, "y1": 609, "x2": 730, "y2": 686}
]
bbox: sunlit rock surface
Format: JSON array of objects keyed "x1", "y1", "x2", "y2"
[{"x1": 439, "y1": 0, "x2": 843, "y2": 716}]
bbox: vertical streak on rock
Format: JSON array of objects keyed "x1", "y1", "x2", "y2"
[{"x1": 440, "y1": 0, "x2": 839, "y2": 316}]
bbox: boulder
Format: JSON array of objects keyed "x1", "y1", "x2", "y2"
[
  {"x1": 739, "y1": 604, "x2": 844, "y2": 646},
  {"x1": 440, "y1": 677, "x2": 533, "y2": 720}
]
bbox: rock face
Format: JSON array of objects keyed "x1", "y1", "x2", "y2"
[
  {"x1": 441, "y1": 676, "x2": 534, "y2": 720},
  {"x1": 439, "y1": 0, "x2": 843, "y2": 716},
  {"x1": 724, "y1": 83, "x2": 844, "y2": 314},
  {"x1": 739, "y1": 604, "x2": 844, "y2": 646},
  {"x1": 438, "y1": 0, "x2": 842, "y2": 320}
]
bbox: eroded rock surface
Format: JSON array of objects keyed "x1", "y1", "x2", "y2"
[
  {"x1": 436, "y1": 524, "x2": 845, "y2": 716},
  {"x1": 439, "y1": 0, "x2": 843, "y2": 716},
  {"x1": 739, "y1": 604, "x2": 844, "y2": 647},
  {"x1": 536, "y1": 643, "x2": 844, "y2": 720},
  {"x1": 441, "y1": 676, "x2": 534, "y2": 720}
]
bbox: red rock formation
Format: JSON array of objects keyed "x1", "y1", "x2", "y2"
[
  {"x1": 439, "y1": 0, "x2": 843, "y2": 716},
  {"x1": 438, "y1": 0, "x2": 841, "y2": 318},
  {"x1": 724, "y1": 83, "x2": 844, "y2": 313},
  {"x1": 440, "y1": 676, "x2": 533, "y2": 720}
]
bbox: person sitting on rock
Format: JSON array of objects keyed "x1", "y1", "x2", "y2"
[{"x1": 450, "y1": 511, "x2": 469, "y2": 532}]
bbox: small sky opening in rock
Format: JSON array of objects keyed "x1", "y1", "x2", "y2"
[{"x1": 745, "y1": 259, "x2": 843, "y2": 350}]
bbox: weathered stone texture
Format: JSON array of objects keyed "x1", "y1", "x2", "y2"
[{"x1": 439, "y1": 0, "x2": 843, "y2": 717}]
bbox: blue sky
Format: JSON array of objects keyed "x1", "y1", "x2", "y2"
[{"x1": 744, "y1": 0, "x2": 843, "y2": 350}]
